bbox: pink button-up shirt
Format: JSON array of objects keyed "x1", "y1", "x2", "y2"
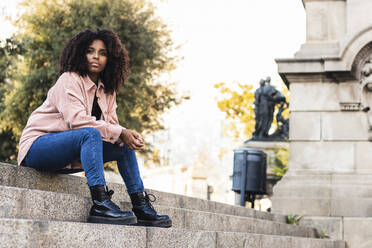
[{"x1": 17, "y1": 72, "x2": 125, "y2": 166}]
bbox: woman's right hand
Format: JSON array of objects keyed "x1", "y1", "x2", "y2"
[{"x1": 120, "y1": 129, "x2": 144, "y2": 150}]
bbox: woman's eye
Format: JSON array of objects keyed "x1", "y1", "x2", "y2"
[
  {"x1": 100, "y1": 51, "x2": 107, "y2": 56},
  {"x1": 87, "y1": 48, "x2": 94, "y2": 54}
]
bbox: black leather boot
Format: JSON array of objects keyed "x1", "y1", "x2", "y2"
[
  {"x1": 88, "y1": 185, "x2": 137, "y2": 225},
  {"x1": 129, "y1": 192, "x2": 172, "y2": 228}
]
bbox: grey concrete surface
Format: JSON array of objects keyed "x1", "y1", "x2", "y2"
[
  {"x1": 0, "y1": 162, "x2": 287, "y2": 222},
  {"x1": 0, "y1": 218, "x2": 345, "y2": 248},
  {"x1": 0, "y1": 162, "x2": 348, "y2": 247},
  {"x1": 0, "y1": 185, "x2": 316, "y2": 237}
]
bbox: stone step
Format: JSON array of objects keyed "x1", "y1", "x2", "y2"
[
  {"x1": 0, "y1": 185, "x2": 315, "y2": 238},
  {"x1": 0, "y1": 162, "x2": 286, "y2": 223},
  {"x1": 299, "y1": 216, "x2": 372, "y2": 248},
  {"x1": 0, "y1": 218, "x2": 345, "y2": 248}
]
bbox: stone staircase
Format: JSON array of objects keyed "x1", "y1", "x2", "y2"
[{"x1": 0, "y1": 162, "x2": 345, "y2": 248}]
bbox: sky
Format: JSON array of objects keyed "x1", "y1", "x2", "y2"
[
  {"x1": 0, "y1": 0, "x2": 306, "y2": 168},
  {"x1": 150, "y1": 0, "x2": 306, "y2": 167}
]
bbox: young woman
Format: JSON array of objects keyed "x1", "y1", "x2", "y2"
[{"x1": 17, "y1": 29, "x2": 172, "y2": 228}]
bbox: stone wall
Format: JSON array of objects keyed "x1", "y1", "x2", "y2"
[
  {"x1": 273, "y1": 1, "x2": 372, "y2": 247},
  {"x1": 273, "y1": 0, "x2": 372, "y2": 217}
]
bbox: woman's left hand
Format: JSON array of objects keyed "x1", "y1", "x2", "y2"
[{"x1": 120, "y1": 129, "x2": 144, "y2": 150}]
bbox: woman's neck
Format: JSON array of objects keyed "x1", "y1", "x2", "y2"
[{"x1": 87, "y1": 73, "x2": 99, "y2": 85}]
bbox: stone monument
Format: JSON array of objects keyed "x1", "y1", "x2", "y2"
[
  {"x1": 236, "y1": 78, "x2": 289, "y2": 207},
  {"x1": 273, "y1": 1, "x2": 372, "y2": 247}
]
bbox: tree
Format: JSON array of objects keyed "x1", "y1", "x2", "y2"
[
  {"x1": 214, "y1": 82, "x2": 255, "y2": 140},
  {"x1": 0, "y1": 0, "x2": 184, "y2": 162},
  {"x1": 0, "y1": 38, "x2": 24, "y2": 162}
]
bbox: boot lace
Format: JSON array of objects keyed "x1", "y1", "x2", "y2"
[
  {"x1": 144, "y1": 192, "x2": 156, "y2": 210},
  {"x1": 105, "y1": 186, "x2": 114, "y2": 200},
  {"x1": 105, "y1": 186, "x2": 120, "y2": 210}
]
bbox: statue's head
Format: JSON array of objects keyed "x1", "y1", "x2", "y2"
[
  {"x1": 259, "y1": 79, "x2": 265, "y2": 86},
  {"x1": 266, "y1": 76, "x2": 271, "y2": 84}
]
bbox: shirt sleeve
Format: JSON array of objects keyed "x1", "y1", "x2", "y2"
[
  {"x1": 52, "y1": 73, "x2": 123, "y2": 143},
  {"x1": 108, "y1": 91, "x2": 126, "y2": 145},
  {"x1": 107, "y1": 92, "x2": 123, "y2": 126}
]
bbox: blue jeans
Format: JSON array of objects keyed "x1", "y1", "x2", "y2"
[{"x1": 23, "y1": 127, "x2": 145, "y2": 194}]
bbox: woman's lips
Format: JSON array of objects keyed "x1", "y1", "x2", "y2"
[{"x1": 90, "y1": 62, "x2": 100, "y2": 67}]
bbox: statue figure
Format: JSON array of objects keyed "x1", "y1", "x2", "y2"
[
  {"x1": 271, "y1": 101, "x2": 289, "y2": 139},
  {"x1": 249, "y1": 76, "x2": 288, "y2": 142},
  {"x1": 252, "y1": 79, "x2": 266, "y2": 138},
  {"x1": 360, "y1": 55, "x2": 372, "y2": 141}
]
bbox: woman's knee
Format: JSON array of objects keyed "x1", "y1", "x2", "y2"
[{"x1": 80, "y1": 127, "x2": 102, "y2": 142}]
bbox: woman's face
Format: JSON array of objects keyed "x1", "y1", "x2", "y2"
[{"x1": 86, "y1": 39, "x2": 108, "y2": 75}]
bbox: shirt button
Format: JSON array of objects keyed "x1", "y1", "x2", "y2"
[{"x1": 105, "y1": 110, "x2": 108, "y2": 114}]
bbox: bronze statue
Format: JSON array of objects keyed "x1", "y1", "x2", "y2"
[
  {"x1": 252, "y1": 79, "x2": 266, "y2": 138},
  {"x1": 271, "y1": 101, "x2": 289, "y2": 139},
  {"x1": 249, "y1": 77, "x2": 289, "y2": 142}
]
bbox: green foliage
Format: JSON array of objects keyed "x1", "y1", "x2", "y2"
[
  {"x1": 0, "y1": 38, "x2": 24, "y2": 112},
  {"x1": 317, "y1": 229, "x2": 330, "y2": 239},
  {"x1": 272, "y1": 148, "x2": 289, "y2": 178},
  {"x1": 0, "y1": 0, "x2": 184, "y2": 162},
  {"x1": 0, "y1": 128, "x2": 18, "y2": 164},
  {"x1": 0, "y1": 39, "x2": 24, "y2": 164},
  {"x1": 286, "y1": 214, "x2": 303, "y2": 225}
]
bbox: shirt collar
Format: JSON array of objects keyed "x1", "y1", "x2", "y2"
[{"x1": 84, "y1": 75, "x2": 105, "y2": 90}]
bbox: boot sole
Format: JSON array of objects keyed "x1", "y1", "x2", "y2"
[
  {"x1": 132, "y1": 219, "x2": 172, "y2": 228},
  {"x1": 87, "y1": 215, "x2": 137, "y2": 225}
]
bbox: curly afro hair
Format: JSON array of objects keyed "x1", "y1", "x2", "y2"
[{"x1": 59, "y1": 29, "x2": 130, "y2": 94}]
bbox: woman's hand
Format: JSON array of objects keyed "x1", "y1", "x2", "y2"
[{"x1": 120, "y1": 129, "x2": 144, "y2": 150}]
